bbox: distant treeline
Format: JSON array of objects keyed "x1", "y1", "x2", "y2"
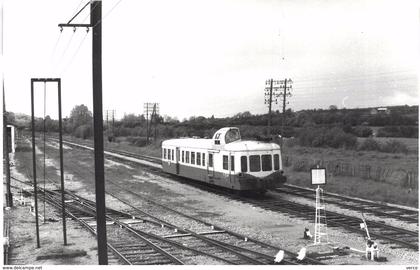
[{"x1": 8, "y1": 105, "x2": 418, "y2": 143}]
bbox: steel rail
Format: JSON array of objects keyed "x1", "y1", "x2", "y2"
[
  {"x1": 14, "y1": 177, "x2": 269, "y2": 265},
  {"x1": 40, "y1": 189, "x2": 185, "y2": 265},
  {"x1": 104, "y1": 181, "x2": 324, "y2": 265},
  {"x1": 252, "y1": 197, "x2": 419, "y2": 250},
  {"x1": 275, "y1": 185, "x2": 418, "y2": 224},
  {"x1": 24, "y1": 186, "x2": 133, "y2": 265},
  {"x1": 70, "y1": 192, "x2": 272, "y2": 265}
]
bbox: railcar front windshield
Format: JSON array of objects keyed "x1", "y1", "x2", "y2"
[{"x1": 225, "y1": 129, "x2": 241, "y2": 144}]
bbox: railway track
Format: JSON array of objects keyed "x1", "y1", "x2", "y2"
[
  {"x1": 41, "y1": 137, "x2": 420, "y2": 251},
  {"x1": 11, "y1": 177, "x2": 324, "y2": 265},
  {"x1": 275, "y1": 185, "x2": 419, "y2": 224}
]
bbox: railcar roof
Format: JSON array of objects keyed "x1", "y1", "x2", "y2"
[
  {"x1": 162, "y1": 138, "x2": 213, "y2": 149},
  {"x1": 225, "y1": 140, "x2": 281, "y2": 151},
  {"x1": 162, "y1": 138, "x2": 280, "y2": 151}
]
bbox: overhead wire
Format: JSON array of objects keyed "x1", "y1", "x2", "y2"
[
  {"x1": 71, "y1": 0, "x2": 85, "y2": 18},
  {"x1": 49, "y1": 0, "x2": 88, "y2": 75},
  {"x1": 91, "y1": 0, "x2": 124, "y2": 28},
  {"x1": 59, "y1": 31, "x2": 89, "y2": 76},
  {"x1": 56, "y1": 0, "x2": 125, "y2": 76}
]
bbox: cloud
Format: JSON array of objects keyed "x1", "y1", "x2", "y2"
[{"x1": 382, "y1": 91, "x2": 419, "y2": 106}]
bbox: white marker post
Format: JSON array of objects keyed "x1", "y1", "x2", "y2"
[{"x1": 311, "y1": 166, "x2": 328, "y2": 245}]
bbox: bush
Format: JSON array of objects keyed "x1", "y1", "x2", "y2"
[
  {"x1": 126, "y1": 136, "x2": 148, "y2": 147},
  {"x1": 357, "y1": 138, "x2": 409, "y2": 154},
  {"x1": 358, "y1": 138, "x2": 381, "y2": 151},
  {"x1": 73, "y1": 125, "x2": 93, "y2": 139},
  {"x1": 380, "y1": 140, "x2": 409, "y2": 154},
  {"x1": 297, "y1": 127, "x2": 357, "y2": 149},
  {"x1": 352, "y1": 126, "x2": 373, "y2": 137},
  {"x1": 377, "y1": 126, "x2": 418, "y2": 138}
]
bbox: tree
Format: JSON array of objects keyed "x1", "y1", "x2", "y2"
[
  {"x1": 69, "y1": 104, "x2": 93, "y2": 131},
  {"x1": 121, "y1": 114, "x2": 141, "y2": 128},
  {"x1": 329, "y1": 105, "x2": 338, "y2": 111},
  {"x1": 163, "y1": 115, "x2": 179, "y2": 124}
]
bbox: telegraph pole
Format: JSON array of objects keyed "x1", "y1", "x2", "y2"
[
  {"x1": 264, "y1": 79, "x2": 276, "y2": 137},
  {"x1": 106, "y1": 110, "x2": 109, "y2": 133},
  {"x1": 268, "y1": 79, "x2": 273, "y2": 135},
  {"x1": 152, "y1": 104, "x2": 157, "y2": 141},
  {"x1": 112, "y1": 110, "x2": 115, "y2": 137},
  {"x1": 146, "y1": 106, "x2": 149, "y2": 144},
  {"x1": 91, "y1": 0, "x2": 108, "y2": 265},
  {"x1": 280, "y1": 78, "x2": 293, "y2": 140},
  {"x1": 264, "y1": 78, "x2": 292, "y2": 140},
  {"x1": 3, "y1": 84, "x2": 12, "y2": 207},
  {"x1": 58, "y1": 0, "x2": 108, "y2": 264}
]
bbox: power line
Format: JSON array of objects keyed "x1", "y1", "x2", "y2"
[
  {"x1": 293, "y1": 69, "x2": 417, "y2": 84},
  {"x1": 57, "y1": 31, "x2": 76, "y2": 67},
  {"x1": 70, "y1": 0, "x2": 86, "y2": 21},
  {"x1": 59, "y1": 31, "x2": 89, "y2": 75},
  {"x1": 91, "y1": 0, "x2": 124, "y2": 28}
]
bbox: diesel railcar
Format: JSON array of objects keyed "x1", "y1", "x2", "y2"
[{"x1": 161, "y1": 127, "x2": 286, "y2": 193}]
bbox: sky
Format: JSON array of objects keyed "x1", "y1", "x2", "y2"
[{"x1": 1, "y1": 0, "x2": 419, "y2": 120}]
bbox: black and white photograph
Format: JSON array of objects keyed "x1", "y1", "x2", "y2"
[{"x1": 1, "y1": 0, "x2": 419, "y2": 267}]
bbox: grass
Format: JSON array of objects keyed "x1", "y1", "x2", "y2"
[
  {"x1": 357, "y1": 137, "x2": 418, "y2": 153},
  {"x1": 282, "y1": 144, "x2": 418, "y2": 207},
  {"x1": 288, "y1": 172, "x2": 418, "y2": 207},
  {"x1": 61, "y1": 134, "x2": 162, "y2": 158}
]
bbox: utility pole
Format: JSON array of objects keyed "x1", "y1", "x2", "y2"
[
  {"x1": 91, "y1": 1, "x2": 108, "y2": 265},
  {"x1": 280, "y1": 78, "x2": 293, "y2": 140},
  {"x1": 3, "y1": 83, "x2": 12, "y2": 207},
  {"x1": 58, "y1": 0, "x2": 108, "y2": 264},
  {"x1": 145, "y1": 105, "x2": 149, "y2": 144},
  {"x1": 144, "y1": 103, "x2": 159, "y2": 143},
  {"x1": 264, "y1": 78, "x2": 292, "y2": 140},
  {"x1": 105, "y1": 109, "x2": 115, "y2": 140},
  {"x1": 106, "y1": 110, "x2": 109, "y2": 134},
  {"x1": 152, "y1": 104, "x2": 157, "y2": 141},
  {"x1": 112, "y1": 110, "x2": 115, "y2": 137},
  {"x1": 268, "y1": 79, "x2": 273, "y2": 136},
  {"x1": 264, "y1": 79, "x2": 278, "y2": 137}
]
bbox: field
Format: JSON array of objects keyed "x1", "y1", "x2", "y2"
[
  {"x1": 282, "y1": 143, "x2": 418, "y2": 207},
  {"x1": 357, "y1": 136, "x2": 418, "y2": 152}
]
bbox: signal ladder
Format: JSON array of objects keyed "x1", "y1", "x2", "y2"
[{"x1": 314, "y1": 186, "x2": 329, "y2": 245}]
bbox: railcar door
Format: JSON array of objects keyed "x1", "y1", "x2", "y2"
[
  {"x1": 228, "y1": 152, "x2": 233, "y2": 183},
  {"x1": 207, "y1": 152, "x2": 214, "y2": 180},
  {"x1": 175, "y1": 147, "x2": 180, "y2": 175}
]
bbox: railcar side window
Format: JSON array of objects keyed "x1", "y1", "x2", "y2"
[
  {"x1": 230, "y1": 156, "x2": 235, "y2": 171},
  {"x1": 197, "y1": 153, "x2": 201, "y2": 166},
  {"x1": 164, "y1": 149, "x2": 167, "y2": 159},
  {"x1": 186, "y1": 151, "x2": 190, "y2": 163},
  {"x1": 262, "y1": 155, "x2": 272, "y2": 171},
  {"x1": 191, "y1": 152, "x2": 196, "y2": 165},
  {"x1": 182, "y1": 151, "x2": 185, "y2": 163},
  {"x1": 172, "y1": 150, "x2": 174, "y2": 161},
  {"x1": 274, "y1": 154, "x2": 280, "y2": 170},
  {"x1": 249, "y1": 155, "x2": 261, "y2": 172},
  {"x1": 209, "y1": 153, "x2": 213, "y2": 167},
  {"x1": 168, "y1": 149, "x2": 171, "y2": 160},
  {"x1": 223, "y1": 155, "x2": 228, "y2": 170},
  {"x1": 241, "y1": 156, "x2": 247, "y2": 172},
  {"x1": 202, "y1": 154, "x2": 205, "y2": 167}
]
